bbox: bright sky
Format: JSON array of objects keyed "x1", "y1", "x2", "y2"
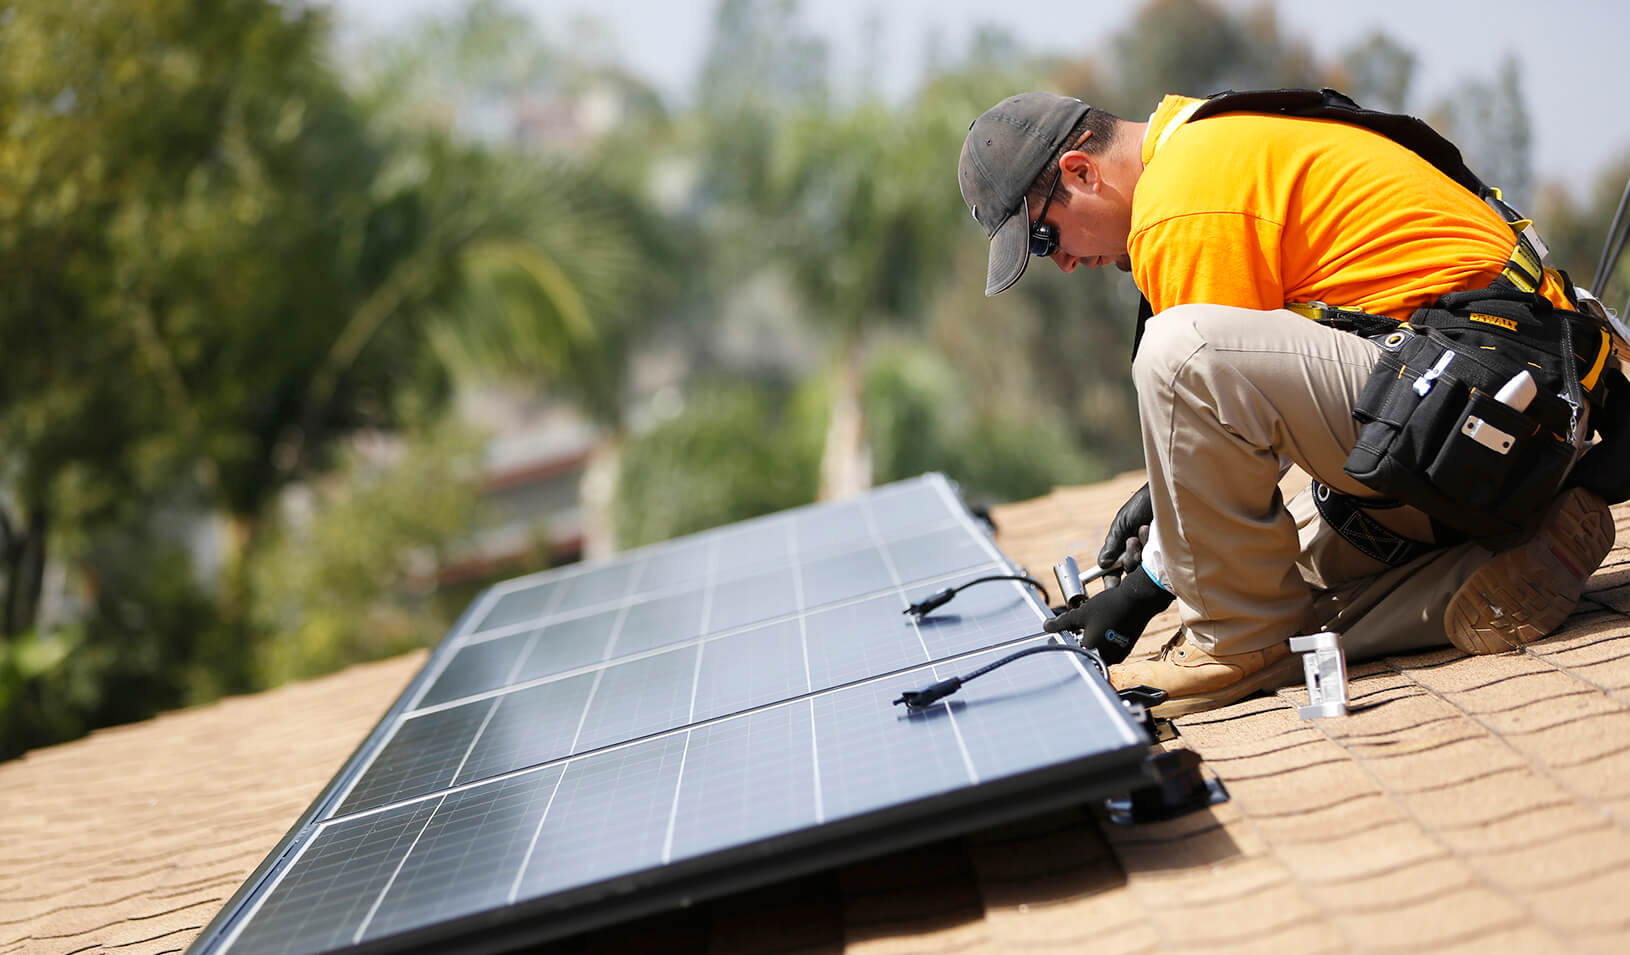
[{"x1": 325, "y1": 0, "x2": 1630, "y2": 192}]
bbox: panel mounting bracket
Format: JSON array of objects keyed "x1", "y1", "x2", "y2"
[{"x1": 1102, "y1": 748, "x2": 1229, "y2": 825}]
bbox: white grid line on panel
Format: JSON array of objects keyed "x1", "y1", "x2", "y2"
[
  {"x1": 862, "y1": 494, "x2": 979, "y2": 787},
  {"x1": 807, "y1": 697, "x2": 825, "y2": 824},
  {"x1": 923, "y1": 477, "x2": 1139, "y2": 742},
  {"x1": 448, "y1": 476, "x2": 957, "y2": 644},
  {"x1": 326, "y1": 726, "x2": 408, "y2": 818},
  {"x1": 317, "y1": 479, "x2": 1063, "y2": 826},
  {"x1": 565, "y1": 603, "x2": 632, "y2": 757},
  {"x1": 397, "y1": 591, "x2": 510, "y2": 714},
  {"x1": 508, "y1": 763, "x2": 571, "y2": 904},
  {"x1": 696, "y1": 539, "x2": 721, "y2": 637},
  {"x1": 445, "y1": 546, "x2": 979, "y2": 657},
  {"x1": 442, "y1": 697, "x2": 503, "y2": 794},
  {"x1": 452, "y1": 518, "x2": 966, "y2": 654},
  {"x1": 315, "y1": 622, "x2": 1059, "y2": 829},
  {"x1": 454, "y1": 577, "x2": 695, "y2": 649},
  {"x1": 215, "y1": 477, "x2": 1073, "y2": 950},
  {"x1": 395, "y1": 560, "x2": 1010, "y2": 720},
  {"x1": 658, "y1": 629, "x2": 710, "y2": 864},
  {"x1": 351, "y1": 795, "x2": 446, "y2": 943},
  {"x1": 658, "y1": 729, "x2": 694, "y2": 864},
  {"x1": 444, "y1": 629, "x2": 543, "y2": 785},
  {"x1": 926, "y1": 475, "x2": 1050, "y2": 623},
  {"x1": 786, "y1": 513, "x2": 825, "y2": 823}
]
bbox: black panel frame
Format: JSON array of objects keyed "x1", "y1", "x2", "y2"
[
  {"x1": 348, "y1": 743, "x2": 1148, "y2": 954},
  {"x1": 188, "y1": 474, "x2": 1154, "y2": 955}
]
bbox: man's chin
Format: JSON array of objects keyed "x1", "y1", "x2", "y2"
[{"x1": 1114, "y1": 255, "x2": 1132, "y2": 272}]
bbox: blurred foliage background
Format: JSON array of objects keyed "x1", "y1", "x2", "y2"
[{"x1": 2, "y1": 0, "x2": 1627, "y2": 757}]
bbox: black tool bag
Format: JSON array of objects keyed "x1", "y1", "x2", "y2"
[{"x1": 1343, "y1": 286, "x2": 1593, "y2": 545}]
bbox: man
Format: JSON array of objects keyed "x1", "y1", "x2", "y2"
[{"x1": 958, "y1": 91, "x2": 1618, "y2": 715}]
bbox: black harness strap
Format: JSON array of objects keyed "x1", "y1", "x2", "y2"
[
  {"x1": 1188, "y1": 88, "x2": 1491, "y2": 197},
  {"x1": 1311, "y1": 481, "x2": 1443, "y2": 568}
]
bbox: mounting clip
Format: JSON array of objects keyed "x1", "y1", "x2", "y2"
[
  {"x1": 1288, "y1": 631, "x2": 1348, "y2": 719},
  {"x1": 1116, "y1": 683, "x2": 1176, "y2": 742}
]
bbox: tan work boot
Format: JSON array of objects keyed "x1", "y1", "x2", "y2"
[
  {"x1": 1109, "y1": 631, "x2": 1300, "y2": 717},
  {"x1": 1445, "y1": 487, "x2": 1615, "y2": 654}
]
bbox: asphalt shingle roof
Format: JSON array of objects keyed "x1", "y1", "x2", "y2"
[{"x1": 7, "y1": 470, "x2": 1630, "y2": 954}]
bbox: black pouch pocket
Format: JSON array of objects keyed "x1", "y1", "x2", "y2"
[
  {"x1": 1425, "y1": 391, "x2": 1573, "y2": 539},
  {"x1": 1343, "y1": 328, "x2": 1572, "y2": 543}
]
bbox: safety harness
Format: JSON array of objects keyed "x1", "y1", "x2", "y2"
[{"x1": 1136, "y1": 88, "x2": 1629, "y2": 562}]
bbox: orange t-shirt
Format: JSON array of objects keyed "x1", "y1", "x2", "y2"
[{"x1": 1129, "y1": 95, "x2": 1569, "y2": 318}]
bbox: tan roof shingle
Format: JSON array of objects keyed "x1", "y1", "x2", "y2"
[{"x1": 6, "y1": 471, "x2": 1630, "y2": 954}]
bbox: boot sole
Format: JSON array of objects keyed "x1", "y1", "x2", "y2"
[
  {"x1": 1444, "y1": 488, "x2": 1615, "y2": 655},
  {"x1": 1145, "y1": 653, "x2": 1304, "y2": 718}
]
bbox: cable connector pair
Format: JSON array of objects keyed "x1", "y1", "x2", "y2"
[
  {"x1": 903, "y1": 575, "x2": 1050, "y2": 619},
  {"x1": 891, "y1": 676, "x2": 963, "y2": 708},
  {"x1": 891, "y1": 643, "x2": 1105, "y2": 709},
  {"x1": 902, "y1": 587, "x2": 957, "y2": 619}
]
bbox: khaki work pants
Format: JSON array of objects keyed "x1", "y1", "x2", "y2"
[{"x1": 1134, "y1": 304, "x2": 1497, "y2": 660}]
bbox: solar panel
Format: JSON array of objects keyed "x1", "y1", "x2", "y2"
[{"x1": 192, "y1": 475, "x2": 1153, "y2": 955}]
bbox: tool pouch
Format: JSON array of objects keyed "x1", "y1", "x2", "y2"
[{"x1": 1344, "y1": 323, "x2": 1576, "y2": 545}]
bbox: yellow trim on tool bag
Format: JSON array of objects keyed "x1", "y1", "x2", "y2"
[
  {"x1": 1582, "y1": 328, "x2": 1612, "y2": 393},
  {"x1": 1469, "y1": 312, "x2": 1519, "y2": 331}
]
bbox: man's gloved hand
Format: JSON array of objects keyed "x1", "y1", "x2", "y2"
[
  {"x1": 1098, "y1": 483, "x2": 1153, "y2": 589},
  {"x1": 1042, "y1": 565, "x2": 1174, "y2": 665}
]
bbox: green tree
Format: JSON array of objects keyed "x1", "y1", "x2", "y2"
[
  {"x1": 865, "y1": 342, "x2": 1101, "y2": 503},
  {"x1": 1429, "y1": 55, "x2": 1534, "y2": 209},
  {"x1": 1534, "y1": 156, "x2": 1630, "y2": 303},
  {"x1": 362, "y1": 0, "x2": 690, "y2": 558},
  {"x1": 1336, "y1": 32, "x2": 1417, "y2": 111},
  {"x1": 762, "y1": 96, "x2": 974, "y2": 498},
  {"x1": 612, "y1": 379, "x2": 822, "y2": 547},
  {"x1": 0, "y1": 0, "x2": 540, "y2": 752},
  {"x1": 251, "y1": 420, "x2": 486, "y2": 685},
  {"x1": 1107, "y1": 0, "x2": 1317, "y2": 115}
]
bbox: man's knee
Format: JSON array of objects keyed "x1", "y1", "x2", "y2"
[{"x1": 1132, "y1": 304, "x2": 1226, "y2": 394}]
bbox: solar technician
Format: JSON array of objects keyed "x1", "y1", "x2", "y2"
[{"x1": 957, "y1": 88, "x2": 1630, "y2": 716}]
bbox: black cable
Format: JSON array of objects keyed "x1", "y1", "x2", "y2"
[
  {"x1": 892, "y1": 643, "x2": 1102, "y2": 708},
  {"x1": 902, "y1": 574, "x2": 1051, "y2": 619}
]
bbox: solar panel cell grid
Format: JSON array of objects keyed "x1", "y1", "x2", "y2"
[
  {"x1": 472, "y1": 580, "x2": 563, "y2": 634},
  {"x1": 336, "y1": 701, "x2": 494, "y2": 815},
  {"x1": 611, "y1": 588, "x2": 709, "y2": 655},
  {"x1": 358, "y1": 768, "x2": 565, "y2": 942},
  {"x1": 666, "y1": 703, "x2": 821, "y2": 860},
  {"x1": 688, "y1": 620, "x2": 808, "y2": 723},
  {"x1": 508, "y1": 611, "x2": 619, "y2": 684},
  {"x1": 416, "y1": 629, "x2": 535, "y2": 708},
  {"x1": 230, "y1": 799, "x2": 441, "y2": 955},
  {"x1": 803, "y1": 594, "x2": 929, "y2": 690},
  {"x1": 448, "y1": 673, "x2": 597, "y2": 788},
  {"x1": 204, "y1": 476, "x2": 1150, "y2": 955},
  {"x1": 572, "y1": 645, "x2": 701, "y2": 752},
  {"x1": 552, "y1": 560, "x2": 638, "y2": 614},
  {"x1": 511, "y1": 733, "x2": 690, "y2": 901},
  {"x1": 703, "y1": 567, "x2": 800, "y2": 633}
]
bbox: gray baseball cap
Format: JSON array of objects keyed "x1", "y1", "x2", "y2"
[{"x1": 958, "y1": 92, "x2": 1091, "y2": 296}]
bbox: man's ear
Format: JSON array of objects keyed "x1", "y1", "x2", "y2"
[{"x1": 1058, "y1": 149, "x2": 1101, "y2": 192}]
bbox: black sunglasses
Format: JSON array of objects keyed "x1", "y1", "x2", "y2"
[{"x1": 1029, "y1": 166, "x2": 1063, "y2": 258}]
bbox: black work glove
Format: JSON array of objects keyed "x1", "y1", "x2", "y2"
[
  {"x1": 1042, "y1": 564, "x2": 1174, "y2": 665},
  {"x1": 1098, "y1": 483, "x2": 1153, "y2": 588}
]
